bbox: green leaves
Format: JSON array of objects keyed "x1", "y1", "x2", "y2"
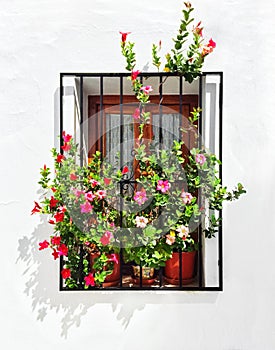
[{"x1": 121, "y1": 41, "x2": 136, "y2": 71}]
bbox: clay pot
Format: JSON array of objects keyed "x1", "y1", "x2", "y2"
[
  {"x1": 132, "y1": 266, "x2": 155, "y2": 285},
  {"x1": 90, "y1": 253, "x2": 120, "y2": 287},
  {"x1": 164, "y1": 251, "x2": 196, "y2": 285}
]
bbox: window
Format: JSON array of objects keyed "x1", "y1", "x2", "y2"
[{"x1": 60, "y1": 72, "x2": 223, "y2": 291}]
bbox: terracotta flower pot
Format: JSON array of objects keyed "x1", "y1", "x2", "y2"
[
  {"x1": 164, "y1": 251, "x2": 196, "y2": 285},
  {"x1": 132, "y1": 266, "x2": 155, "y2": 285},
  {"x1": 90, "y1": 253, "x2": 120, "y2": 287}
]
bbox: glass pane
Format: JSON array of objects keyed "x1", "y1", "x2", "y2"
[
  {"x1": 105, "y1": 113, "x2": 134, "y2": 172},
  {"x1": 152, "y1": 113, "x2": 181, "y2": 149}
]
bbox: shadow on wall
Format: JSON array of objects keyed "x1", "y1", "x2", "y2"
[
  {"x1": 17, "y1": 218, "x2": 219, "y2": 338},
  {"x1": 16, "y1": 87, "x2": 219, "y2": 338}
]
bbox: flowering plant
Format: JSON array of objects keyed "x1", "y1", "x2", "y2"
[{"x1": 32, "y1": 2, "x2": 245, "y2": 288}]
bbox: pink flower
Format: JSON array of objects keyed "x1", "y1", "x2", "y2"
[
  {"x1": 156, "y1": 180, "x2": 171, "y2": 193},
  {"x1": 119, "y1": 31, "x2": 131, "y2": 43},
  {"x1": 84, "y1": 273, "x2": 95, "y2": 286},
  {"x1": 80, "y1": 201, "x2": 93, "y2": 213},
  {"x1": 70, "y1": 173, "x2": 78, "y2": 181},
  {"x1": 166, "y1": 234, "x2": 176, "y2": 245},
  {"x1": 61, "y1": 268, "x2": 71, "y2": 279},
  {"x1": 176, "y1": 225, "x2": 189, "y2": 239},
  {"x1": 131, "y1": 70, "x2": 140, "y2": 81},
  {"x1": 140, "y1": 85, "x2": 153, "y2": 95},
  {"x1": 58, "y1": 244, "x2": 68, "y2": 256},
  {"x1": 104, "y1": 178, "x2": 112, "y2": 186},
  {"x1": 135, "y1": 216, "x2": 148, "y2": 228},
  {"x1": 122, "y1": 166, "x2": 129, "y2": 174},
  {"x1": 96, "y1": 190, "x2": 107, "y2": 200},
  {"x1": 62, "y1": 131, "x2": 72, "y2": 143},
  {"x1": 90, "y1": 179, "x2": 99, "y2": 187},
  {"x1": 31, "y1": 201, "x2": 42, "y2": 215},
  {"x1": 51, "y1": 236, "x2": 61, "y2": 246},
  {"x1": 100, "y1": 231, "x2": 113, "y2": 246},
  {"x1": 181, "y1": 191, "x2": 193, "y2": 205},
  {"x1": 195, "y1": 153, "x2": 206, "y2": 165},
  {"x1": 134, "y1": 189, "x2": 147, "y2": 205},
  {"x1": 85, "y1": 191, "x2": 96, "y2": 201},
  {"x1": 39, "y1": 240, "x2": 49, "y2": 250},
  {"x1": 109, "y1": 254, "x2": 119, "y2": 264},
  {"x1": 58, "y1": 206, "x2": 67, "y2": 213},
  {"x1": 74, "y1": 189, "x2": 85, "y2": 197},
  {"x1": 133, "y1": 108, "x2": 141, "y2": 120}
]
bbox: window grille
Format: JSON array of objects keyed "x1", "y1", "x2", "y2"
[{"x1": 60, "y1": 72, "x2": 223, "y2": 291}]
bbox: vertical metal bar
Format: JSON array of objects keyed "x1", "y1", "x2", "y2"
[
  {"x1": 79, "y1": 245, "x2": 84, "y2": 289},
  {"x1": 139, "y1": 75, "x2": 143, "y2": 288},
  {"x1": 100, "y1": 76, "x2": 104, "y2": 160},
  {"x1": 179, "y1": 76, "x2": 183, "y2": 117},
  {"x1": 80, "y1": 76, "x2": 84, "y2": 166},
  {"x1": 218, "y1": 72, "x2": 223, "y2": 291},
  {"x1": 159, "y1": 75, "x2": 163, "y2": 288},
  {"x1": 159, "y1": 76, "x2": 163, "y2": 147},
  {"x1": 179, "y1": 250, "x2": 183, "y2": 288},
  {"x1": 139, "y1": 265, "x2": 142, "y2": 288},
  {"x1": 59, "y1": 74, "x2": 64, "y2": 291},
  {"x1": 179, "y1": 75, "x2": 183, "y2": 142},
  {"x1": 198, "y1": 74, "x2": 203, "y2": 288},
  {"x1": 198, "y1": 74, "x2": 203, "y2": 148},
  {"x1": 60, "y1": 74, "x2": 64, "y2": 154},
  {"x1": 119, "y1": 76, "x2": 124, "y2": 288}
]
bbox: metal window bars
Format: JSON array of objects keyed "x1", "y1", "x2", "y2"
[{"x1": 59, "y1": 72, "x2": 223, "y2": 291}]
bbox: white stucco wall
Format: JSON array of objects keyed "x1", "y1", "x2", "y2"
[{"x1": 1, "y1": 0, "x2": 275, "y2": 349}]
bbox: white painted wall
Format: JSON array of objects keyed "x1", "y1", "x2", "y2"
[{"x1": 1, "y1": 0, "x2": 275, "y2": 348}]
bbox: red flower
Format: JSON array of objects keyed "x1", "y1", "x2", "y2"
[
  {"x1": 84, "y1": 273, "x2": 95, "y2": 286},
  {"x1": 31, "y1": 201, "x2": 42, "y2": 215},
  {"x1": 48, "y1": 219, "x2": 55, "y2": 224},
  {"x1": 61, "y1": 268, "x2": 71, "y2": 279},
  {"x1": 193, "y1": 21, "x2": 203, "y2": 36},
  {"x1": 104, "y1": 178, "x2": 112, "y2": 186},
  {"x1": 54, "y1": 212, "x2": 65, "y2": 222},
  {"x1": 119, "y1": 31, "x2": 131, "y2": 43},
  {"x1": 43, "y1": 164, "x2": 47, "y2": 171},
  {"x1": 58, "y1": 244, "x2": 68, "y2": 256},
  {"x1": 62, "y1": 131, "x2": 72, "y2": 143},
  {"x1": 70, "y1": 173, "x2": 78, "y2": 181},
  {"x1": 51, "y1": 236, "x2": 61, "y2": 246},
  {"x1": 39, "y1": 240, "x2": 49, "y2": 250},
  {"x1": 202, "y1": 38, "x2": 216, "y2": 57},
  {"x1": 122, "y1": 166, "x2": 129, "y2": 174},
  {"x1": 61, "y1": 143, "x2": 71, "y2": 152},
  {"x1": 51, "y1": 187, "x2": 57, "y2": 192},
  {"x1": 49, "y1": 196, "x2": 58, "y2": 209},
  {"x1": 56, "y1": 154, "x2": 65, "y2": 163},
  {"x1": 100, "y1": 231, "x2": 113, "y2": 246},
  {"x1": 131, "y1": 70, "x2": 140, "y2": 81},
  {"x1": 52, "y1": 249, "x2": 59, "y2": 260},
  {"x1": 208, "y1": 38, "x2": 216, "y2": 49}
]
